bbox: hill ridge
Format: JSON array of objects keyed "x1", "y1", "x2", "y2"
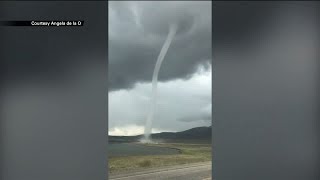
[{"x1": 109, "y1": 126, "x2": 211, "y2": 143}]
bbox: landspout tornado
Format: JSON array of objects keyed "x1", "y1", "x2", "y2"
[{"x1": 143, "y1": 23, "x2": 178, "y2": 142}]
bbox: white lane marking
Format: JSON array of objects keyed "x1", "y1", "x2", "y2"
[{"x1": 202, "y1": 178, "x2": 211, "y2": 180}]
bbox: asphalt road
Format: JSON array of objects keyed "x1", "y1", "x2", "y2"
[{"x1": 109, "y1": 162, "x2": 212, "y2": 180}]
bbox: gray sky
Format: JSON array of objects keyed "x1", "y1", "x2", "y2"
[{"x1": 108, "y1": 1, "x2": 212, "y2": 135}]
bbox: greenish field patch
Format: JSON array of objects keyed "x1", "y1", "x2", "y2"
[{"x1": 109, "y1": 143, "x2": 212, "y2": 174}]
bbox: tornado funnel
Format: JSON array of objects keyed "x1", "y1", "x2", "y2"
[{"x1": 143, "y1": 24, "x2": 178, "y2": 142}]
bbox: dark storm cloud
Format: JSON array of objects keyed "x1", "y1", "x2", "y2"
[
  {"x1": 109, "y1": 1, "x2": 211, "y2": 91},
  {"x1": 138, "y1": 1, "x2": 195, "y2": 36}
]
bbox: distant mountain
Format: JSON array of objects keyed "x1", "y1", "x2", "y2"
[{"x1": 109, "y1": 126, "x2": 212, "y2": 144}]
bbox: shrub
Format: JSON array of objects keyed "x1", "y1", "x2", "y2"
[{"x1": 138, "y1": 160, "x2": 151, "y2": 167}]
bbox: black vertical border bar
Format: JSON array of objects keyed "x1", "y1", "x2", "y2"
[
  {"x1": 106, "y1": 1, "x2": 109, "y2": 180},
  {"x1": 317, "y1": 2, "x2": 320, "y2": 178}
]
